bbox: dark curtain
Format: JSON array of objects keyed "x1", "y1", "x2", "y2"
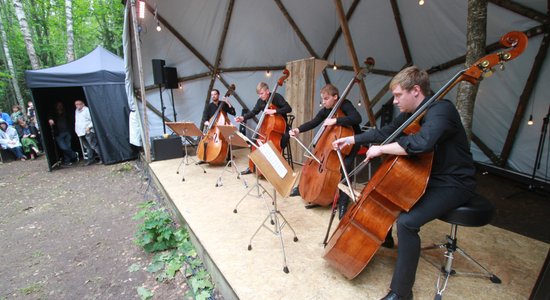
[{"x1": 84, "y1": 84, "x2": 137, "y2": 165}]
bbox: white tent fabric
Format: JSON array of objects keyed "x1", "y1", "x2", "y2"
[{"x1": 123, "y1": 0, "x2": 549, "y2": 181}]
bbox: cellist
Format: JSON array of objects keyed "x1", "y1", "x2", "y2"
[
  {"x1": 288, "y1": 84, "x2": 362, "y2": 219},
  {"x1": 197, "y1": 89, "x2": 236, "y2": 164},
  {"x1": 235, "y1": 81, "x2": 292, "y2": 175},
  {"x1": 332, "y1": 66, "x2": 476, "y2": 300}
]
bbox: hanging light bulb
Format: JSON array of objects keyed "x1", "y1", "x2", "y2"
[
  {"x1": 266, "y1": 70, "x2": 271, "y2": 77},
  {"x1": 156, "y1": 21, "x2": 162, "y2": 32},
  {"x1": 178, "y1": 83, "x2": 183, "y2": 90},
  {"x1": 333, "y1": 62, "x2": 337, "y2": 71},
  {"x1": 527, "y1": 114, "x2": 534, "y2": 126},
  {"x1": 357, "y1": 100, "x2": 361, "y2": 107},
  {"x1": 419, "y1": 0, "x2": 425, "y2": 5}
]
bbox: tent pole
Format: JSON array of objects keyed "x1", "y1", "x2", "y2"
[
  {"x1": 170, "y1": 88, "x2": 177, "y2": 122},
  {"x1": 129, "y1": 0, "x2": 151, "y2": 162},
  {"x1": 159, "y1": 84, "x2": 166, "y2": 134}
]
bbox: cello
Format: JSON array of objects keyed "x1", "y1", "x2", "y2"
[
  {"x1": 248, "y1": 70, "x2": 290, "y2": 174},
  {"x1": 323, "y1": 31, "x2": 527, "y2": 279},
  {"x1": 197, "y1": 84, "x2": 236, "y2": 165},
  {"x1": 298, "y1": 58, "x2": 375, "y2": 206}
]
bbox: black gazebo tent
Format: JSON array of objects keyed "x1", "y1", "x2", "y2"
[{"x1": 25, "y1": 46, "x2": 137, "y2": 170}]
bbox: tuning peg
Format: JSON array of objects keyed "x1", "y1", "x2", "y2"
[{"x1": 482, "y1": 68, "x2": 494, "y2": 78}]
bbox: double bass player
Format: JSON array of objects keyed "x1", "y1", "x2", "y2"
[
  {"x1": 288, "y1": 84, "x2": 362, "y2": 219},
  {"x1": 332, "y1": 66, "x2": 476, "y2": 300},
  {"x1": 236, "y1": 81, "x2": 292, "y2": 175}
]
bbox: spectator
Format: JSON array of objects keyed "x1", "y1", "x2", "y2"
[
  {"x1": 10, "y1": 105, "x2": 24, "y2": 124},
  {"x1": 0, "y1": 108, "x2": 13, "y2": 126},
  {"x1": 74, "y1": 99, "x2": 101, "y2": 165},
  {"x1": 48, "y1": 101, "x2": 78, "y2": 165},
  {"x1": 27, "y1": 101, "x2": 38, "y2": 129},
  {"x1": 0, "y1": 119, "x2": 26, "y2": 161},
  {"x1": 16, "y1": 118, "x2": 41, "y2": 160}
]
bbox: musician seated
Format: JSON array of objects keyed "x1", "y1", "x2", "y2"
[
  {"x1": 197, "y1": 89, "x2": 236, "y2": 164},
  {"x1": 236, "y1": 81, "x2": 292, "y2": 175},
  {"x1": 333, "y1": 66, "x2": 476, "y2": 300}
]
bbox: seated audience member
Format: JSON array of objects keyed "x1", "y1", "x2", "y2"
[
  {"x1": 0, "y1": 108, "x2": 13, "y2": 126},
  {"x1": 0, "y1": 119, "x2": 26, "y2": 161},
  {"x1": 10, "y1": 105, "x2": 24, "y2": 124},
  {"x1": 16, "y1": 118, "x2": 41, "y2": 159}
]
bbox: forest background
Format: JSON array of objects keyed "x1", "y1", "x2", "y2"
[{"x1": 0, "y1": 0, "x2": 124, "y2": 115}]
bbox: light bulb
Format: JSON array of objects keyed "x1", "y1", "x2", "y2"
[
  {"x1": 357, "y1": 100, "x2": 361, "y2": 107},
  {"x1": 333, "y1": 64, "x2": 337, "y2": 70},
  {"x1": 156, "y1": 24, "x2": 161, "y2": 32},
  {"x1": 419, "y1": 0, "x2": 425, "y2": 5},
  {"x1": 527, "y1": 114, "x2": 534, "y2": 125},
  {"x1": 266, "y1": 70, "x2": 271, "y2": 77}
]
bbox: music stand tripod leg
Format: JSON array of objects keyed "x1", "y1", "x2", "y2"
[
  {"x1": 216, "y1": 137, "x2": 248, "y2": 188},
  {"x1": 177, "y1": 138, "x2": 206, "y2": 182},
  {"x1": 247, "y1": 187, "x2": 298, "y2": 273},
  {"x1": 232, "y1": 170, "x2": 272, "y2": 220}
]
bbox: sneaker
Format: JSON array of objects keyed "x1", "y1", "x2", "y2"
[
  {"x1": 240, "y1": 167, "x2": 253, "y2": 175},
  {"x1": 289, "y1": 186, "x2": 300, "y2": 197},
  {"x1": 62, "y1": 161, "x2": 73, "y2": 166}
]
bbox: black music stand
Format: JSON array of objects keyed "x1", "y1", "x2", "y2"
[
  {"x1": 165, "y1": 122, "x2": 206, "y2": 181},
  {"x1": 246, "y1": 140, "x2": 299, "y2": 273},
  {"x1": 215, "y1": 125, "x2": 249, "y2": 188}
]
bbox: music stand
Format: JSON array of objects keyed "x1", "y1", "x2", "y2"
[
  {"x1": 215, "y1": 125, "x2": 249, "y2": 188},
  {"x1": 247, "y1": 140, "x2": 299, "y2": 273},
  {"x1": 165, "y1": 122, "x2": 206, "y2": 181}
]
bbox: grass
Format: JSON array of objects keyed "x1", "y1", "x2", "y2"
[{"x1": 19, "y1": 282, "x2": 43, "y2": 295}]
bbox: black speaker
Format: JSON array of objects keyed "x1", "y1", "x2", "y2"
[
  {"x1": 163, "y1": 67, "x2": 178, "y2": 89},
  {"x1": 381, "y1": 103, "x2": 394, "y2": 127},
  {"x1": 152, "y1": 59, "x2": 166, "y2": 85},
  {"x1": 151, "y1": 135, "x2": 183, "y2": 161}
]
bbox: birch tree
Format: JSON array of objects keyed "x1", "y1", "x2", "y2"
[
  {"x1": 65, "y1": 0, "x2": 74, "y2": 61},
  {"x1": 12, "y1": 0, "x2": 39, "y2": 69},
  {"x1": 0, "y1": 8, "x2": 24, "y2": 111},
  {"x1": 455, "y1": 0, "x2": 487, "y2": 143}
]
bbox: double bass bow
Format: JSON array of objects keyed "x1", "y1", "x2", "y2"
[
  {"x1": 297, "y1": 58, "x2": 375, "y2": 206},
  {"x1": 197, "y1": 84, "x2": 236, "y2": 165},
  {"x1": 323, "y1": 31, "x2": 528, "y2": 279},
  {"x1": 248, "y1": 69, "x2": 290, "y2": 175}
]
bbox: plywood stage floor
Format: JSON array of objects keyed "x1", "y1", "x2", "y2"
[{"x1": 148, "y1": 149, "x2": 548, "y2": 300}]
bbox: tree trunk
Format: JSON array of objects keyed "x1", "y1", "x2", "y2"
[
  {"x1": 12, "y1": 0, "x2": 39, "y2": 69},
  {"x1": 65, "y1": 0, "x2": 74, "y2": 62},
  {"x1": 0, "y1": 6, "x2": 25, "y2": 114},
  {"x1": 455, "y1": 0, "x2": 487, "y2": 144}
]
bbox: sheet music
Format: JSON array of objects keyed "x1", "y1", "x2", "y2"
[{"x1": 259, "y1": 143, "x2": 288, "y2": 178}]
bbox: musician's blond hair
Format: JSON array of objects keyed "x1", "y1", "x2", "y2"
[
  {"x1": 320, "y1": 84, "x2": 339, "y2": 97},
  {"x1": 256, "y1": 82, "x2": 269, "y2": 93},
  {"x1": 390, "y1": 66, "x2": 430, "y2": 96}
]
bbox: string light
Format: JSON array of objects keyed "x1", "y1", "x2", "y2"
[
  {"x1": 154, "y1": 5, "x2": 161, "y2": 31},
  {"x1": 266, "y1": 70, "x2": 271, "y2": 77},
  {"x1": 419, "y1": 0, "x2": 425, "y2": 5},
  {"x1": 527, "y1": 114, "x2": 534, "y2": 126},
  {"x1": 156, "y1": 22, "x2": 162, "y2": 32},
  {"x1": 178, "y1": 83, "x2": 183, "y2": 90},
  {"x1": 333, "y1": 63, "x2": 337, "y2": 71},
  {"x1": 357, "y1": 100, "x2": 361, "y2": 107}
]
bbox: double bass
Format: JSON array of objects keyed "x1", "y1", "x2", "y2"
[
  {"x1": 248, "y1": 70, "x2": 290, "y2": 174},
  {"x1": 323, "y1": 31, "x2": 527, "y2": 279},
  {"x1": 197, "y1": 84, "x2": 236, "y2": 165},
  {"x1": 298, "y1": 58, "x2": 375, "y2": 206}
]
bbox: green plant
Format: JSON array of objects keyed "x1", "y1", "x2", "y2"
[
  {"x1": 133, "y1": 201, "x2": 216, "y2": 299},
  {"x1": 133, "y1": 201, "x2": 185, "y2": 253}
]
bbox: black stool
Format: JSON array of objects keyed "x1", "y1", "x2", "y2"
[
  {"x1": 283, "y1": 114, "x2": 295, "y2": 169},
  {"x1": 422, "y1": 194, "x2": 501, "y2": 299}
]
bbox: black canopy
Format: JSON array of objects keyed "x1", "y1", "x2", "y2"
[{"x1": 25, "y1": 46, "x2": 137, "y2": 170}]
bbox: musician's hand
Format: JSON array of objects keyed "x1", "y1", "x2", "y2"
[
  {"x1": 323, "y1": 118, "x2": 337, "y2": 126},
  {"x1": 265, "y1": 109, "x2": 276, "y2": 115},
  {"x1": 332, "y1": 136, "x2": 354, "y2": 150},
  {"x1": 365, "y1": 145, "x2": 383, "y2": 162},
  {"x1": 289, "y1": 128, "x2": 300, "y2": 137},
  {"x1": 48, "y1": 119, "x2": 54, "y2": 126},
  {"x1": 235, "y1": 116, "x2": 244, "y2": 123}
]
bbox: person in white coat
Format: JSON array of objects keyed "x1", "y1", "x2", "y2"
[{"x1": 74, "y1": 100, "x2": 101, "y2": 165}]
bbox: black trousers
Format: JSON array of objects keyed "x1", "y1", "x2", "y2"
[{"x1": 390, "y1": 186, "x2": 474, "y2": 296}]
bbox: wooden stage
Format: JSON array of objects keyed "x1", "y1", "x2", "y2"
[{"x1": 147, "y1": 148, "x2": 548, "y2": 300}]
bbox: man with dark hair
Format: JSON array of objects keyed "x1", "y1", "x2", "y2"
[
  {"x1": 333, "y1": 66, "x2": 476, "y2": 300},
  {"x1": 48, "y1": 101, "x2": 78, "y2": 165},
  {"x1": 201, "y1": 89, "x2": 236, "y2": 127}
]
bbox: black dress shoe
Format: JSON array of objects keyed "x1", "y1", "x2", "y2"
[
  {"x1": 289, "y1": 186, "x2": 300, "y2": 197},
  {"x1": 338, "y1": 202, "x2": 348, "y2": 219},
  {"x1": 382, "y1": 233, "x2": 395, "y2": 249},
  {"x1": 240, "y1": 167, "x2": 252, "y2": 175},
  {"x1": 380, "y1": 290, "x2": 413, "y2": 300}
]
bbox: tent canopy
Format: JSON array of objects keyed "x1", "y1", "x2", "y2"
[
  {"x1": 26, "y1": 46, "x2": 137, "y2": 170},
  {"x1": 124, "y1": 0, "x2": 549, "y2": 181},
  {"x1": 26, "y1": 46, "x2": 125, "y2": 87}
]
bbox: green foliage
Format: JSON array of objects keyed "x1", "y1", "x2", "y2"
[
  {"x1": 136, "y1": 286, "x2": 153, "y2": 300},
  {"x1": 19, "y1": 282, "x2": 42, "y2": 295},
  {"x1": 133, "y1": 201, "x2": 216, "y2": 299}
]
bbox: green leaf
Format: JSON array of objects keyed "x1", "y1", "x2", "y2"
[
  {"x1": 196, "y1": 290, "x2": 212, "y2": 300},
  {"x1": 127, "y1": 263, "x2": 141, "y2": 272},
  {"x1": 137, "y1": 286, "x2": 153, "y2": 300},
  {"x1": 146, "y1": 261, "x2": 164, "y2": 273}
]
